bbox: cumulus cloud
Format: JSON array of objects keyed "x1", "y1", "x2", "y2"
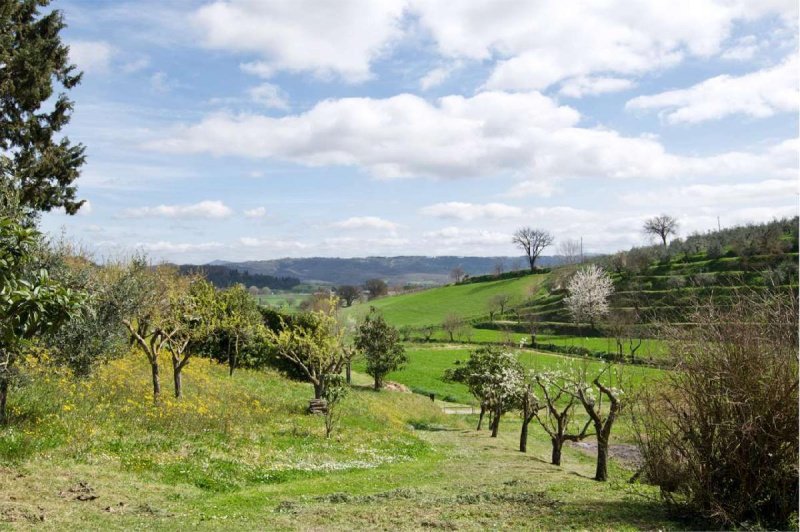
[
  {"x1": 69, "y1": 41, "x2": 114, "y2": 73},
  {"x1": 238, "y1": 237, "x2": 308, "y2": 250},
  {"x1": 332, "y1": 216, "x2": 400, "y2": 231},
  {"x1": 621, "y1": 178, "x2": 799, "y2": 208},
  {"x1": 419, "y1": 62, "x2": 463, "y2": 90},
  {"x1": 626, "y1": 55, "x2": 799, "y2": 123},
  {"x1": 123, "y1": 200, "x2": 233, "y2": 219},
  {"x1": 193, "y1": 0, "x2": 406, "y2": 82},
  {"x1": 243, "y1": 207, "x2": 267, "y2": 218},
  {"x1": 411, "y1": 0, "x2": 797, "y2": 91},
  {"x1": 147, "y1": 90, "x2": 797, "y2": 187},
  {"x1": 248, "y1": 83, "x2": 289, "y2": 109},
  {"x1": 559, "y1": 76, "x2": 635, "y2": 98},
  {"x1": 420, "y1": 202, "x2": 522, "y2": 220}
]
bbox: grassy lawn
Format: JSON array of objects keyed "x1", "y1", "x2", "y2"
[
  {"x1": 344, "y1": 273, "x2": 548, "y2": 327},
  {"x1": 357, "y1": 344, "x2": 665, "y2": 407},
  {"x1": 0, "y1": 353, "x2": 681, "y2": 530}
]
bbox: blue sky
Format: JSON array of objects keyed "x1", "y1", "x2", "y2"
[{"x1": 40, "y1": 0, "x2": 799, "y2": 264}]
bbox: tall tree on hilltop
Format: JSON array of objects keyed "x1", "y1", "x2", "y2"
[
  {"x1": 1, "y1": 0, "x2": 86, "y2": 216},
  {"x1": 512, "y1": 227, "x2": 554, "y2": 271},
  {"x1": 643, "y1": 215, "x2": 679, "y2": 249}
]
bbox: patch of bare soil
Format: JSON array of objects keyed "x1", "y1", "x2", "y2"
[
  {"x1": 383, "y1": 381, "x2": 411, "y2": 393},
  {"x1": 568, "y1": 441, "x2": 642, "y2": 466}
]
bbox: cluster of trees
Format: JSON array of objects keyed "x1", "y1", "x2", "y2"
[
  {"x1": 332, "y1": 278, "x2": 390, "y2": 307},
  {"x1": 177, "y1": 265, "x2": 300, "y2": 291},
  {"x1": 445, "y1": 347, "x2": 625, "y2": 482}
]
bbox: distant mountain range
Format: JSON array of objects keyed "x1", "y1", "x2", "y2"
[{"x1": 201, "y1": 256, "x2": 561, "y2": 286}]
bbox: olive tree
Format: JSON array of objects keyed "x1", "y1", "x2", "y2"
[
  {"x1": 354, "y1": 307, "x2": 407, "y2": 390},
  {"x1": 266, "y1": 295, "x2": 350, "y2": 400},
  {"x1": 218, "y1": 284, "x2": 263, "y2": 376}
]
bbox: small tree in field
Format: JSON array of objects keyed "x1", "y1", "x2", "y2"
[
  {"x1": 643, "y1": 214, "x2": 678, "y2": 248},
  {"x1": 364, "y1": 278, "x2": 388, "y2": 299},
  {"x1": 354, "y1": 307, "x2": 407, "y2": 390},
  {"x1": 336, "y1": 285, "x2": 361, "y2": 306},
  {"x1": 564, "y1": 264, "x2": 614, "y2": 330},
  {"x1": 531, "y1": 370, "x2": 591, "y2": 465},
  {"x1": 489, "y1": 293, "x2": 512, "y2": 317},
  {"x1": 512, "y1": 227, "x2": 554, "y2": 271},
  {"x1": 567, "y1": 364, "x2": 625, "y2": 481},
  {"x1": 444, "y1": 347, "x2": 523, "y2": 437},
  {"x1": 218, "y1": 283, "x2": 263, "y2": 376},
  {"x1": 322, "y1": 373, "x2": 348, "y2": 438},
  {"x1": 450, "y1": 266, "x2": 466, "y2": 283},
  {"x1": 441, "y1": 313, "x2": 466, "y2": 342},
  {"x1": 266, "y1": 295, "x2": 349, "y2": 400},
  {"x1": 516, "y1": 375, "x2": 543, "y2": 453}
]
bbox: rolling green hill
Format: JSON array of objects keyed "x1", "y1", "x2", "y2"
[{"x1": 344, "y1": 273, "x2": 547, "y2": 327}]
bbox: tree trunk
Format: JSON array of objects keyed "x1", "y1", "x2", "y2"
[
  {"x1": 551, "y1": 437, "x2": 563, "y2": 466},
  {"x1": 345, "y1": 362, "x2": 351, "y2": 384},
  {"x1": 476, "y1": 404, "x2": 485, "y2": 430},
  {"x1": 373, "y1": 375, "x2": 381, "y2": 390},
  {"x1": 519, "y1": 418, "x2": 530, "y2": 452},
  {"x1": 0, "y1": 376, "x2": 8, "y2": 425},
  {"x1": 595, "y1": 434, "x2": 609, "y2": 481},
  {"x1": 173, "y1": 366, "x2": 182, "y2": 398},
  {"x1": 151, "y1": 362, "x2": 161, "y2": 402},
  {"x1": 313, "y1": 380, "x2": 324, "y2": 400},
  {"x1": 490, "y1": 407, "x2": 501, "y2": 438}
]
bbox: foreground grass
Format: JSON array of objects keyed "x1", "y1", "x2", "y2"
[{"x1": 0, "y1": 353, "x2": 681, "y2": 529}]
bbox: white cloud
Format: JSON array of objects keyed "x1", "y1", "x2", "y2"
[
  {"x1": 420, "y1": 202, "x2": 522, "y2": 220},
  {"x1": 559, "y1": 76, "x2": 635, "y2": 98},
  {"x1": 193, "y1": 0, "x2": 406, "y2": 82},
  {"x1": 148, "y1": 90, "x2": 797, "y2": 186},
  {"x1": 626, "y1": 55, "x2": 799, "y2": 123},
  {"x1": 504, "y1": 180, "x2": 559, "y2": 198},
  {"x1": 123, "y1": 200, "x2": 233, "y2": 219},
  {"x1": 323, "y1": 236, "x2": 409, "y2": 248},
  {"x1": 720, "y1": 35, "x2": 761, "y2": 61},
  {"x1": 622, "y1": 178, "x2": 799, "y2": 208},
  {"x1": 411, "y1": 0, "x2": 797, "y2": 91},
  {"x1": 243, "y1": 207, "x2": 267, "y2": 218},
  {"x1": 332, "y1": 216, "x2": 400, "y2": 231},
  {"x1": 238, "y1": 237, "x2": 309, "y2": 250},
  {"x1": 421, "y1": 227, "x2": 510, "y2": 251},
  {"x1": 137, "y1": 241, "x2": 224, "y2": 254},
  {"x1": 419, "y1": 62, "x2": 462, "y2": 90},
  {"x1": 69, "y1": 41, "x2": 114, "y2": 73},
  {"x1": 248, "y1": 83, "x2": 289, "y2": 110},
  {"x1": 121, "y1": 57, "x2": 150, "y2": 74}
]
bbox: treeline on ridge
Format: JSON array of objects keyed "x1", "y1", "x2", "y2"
[{"x1": 177, "y1": 264, "x2": 300, "y2": 290}]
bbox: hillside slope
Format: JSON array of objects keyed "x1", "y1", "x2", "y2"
[{"x1": 344, "y1": 273, "x2": 547, "y2": 327}]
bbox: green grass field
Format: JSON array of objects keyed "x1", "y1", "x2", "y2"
[
  {"x1": 356, "y1": 344, "x2": 664, "y2": 407},
  {"x1": 345, "y1": 274, "x2": 547, "y2": 327},
  {"x1": 0, "y1": 351, "x2": 684, "y2": 529}
]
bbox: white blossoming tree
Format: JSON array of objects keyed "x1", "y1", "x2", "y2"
[
  {"x1": 564, "y1": 264, "x2": 614, "y2": 330},
  {"x1": 444, "y1": 347, "x2": 524, "y2": 437}
]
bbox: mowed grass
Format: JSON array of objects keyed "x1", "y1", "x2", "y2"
[
  {"x1": 357, "y1": 344, "x2": 665, "y2": 407},
  {"x1": 344, "y1": 273, "x2": 548, "y2": 327},
  {"x1": 0, "y1": 353, "x2": 682, "y2": 530}
]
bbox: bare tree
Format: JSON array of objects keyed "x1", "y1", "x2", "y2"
[
  {"x1": 557, "y1": 239, "x2": 582, "y2": 265},
  {"x1": 643, "y1": 215, "x2": 679, "y2": 248},
  {"x1": 532, "y1": 371, "x2": 592, "y2": 464},
  {"x1": 441, "y1": 313, "x2": 465, "y2": 342},
  {"x1": 493, "y1": 261, "x2": 505, "y2": 276},
  {"x1": 512, "y1": 227, "x2": 554, "y2": 271},
  {"x1": 450, "y1": 266, "x2": 466, "y2": 283},
  {"x1": 489, "y1": 293, "x2": 512, "y2": 317}
]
